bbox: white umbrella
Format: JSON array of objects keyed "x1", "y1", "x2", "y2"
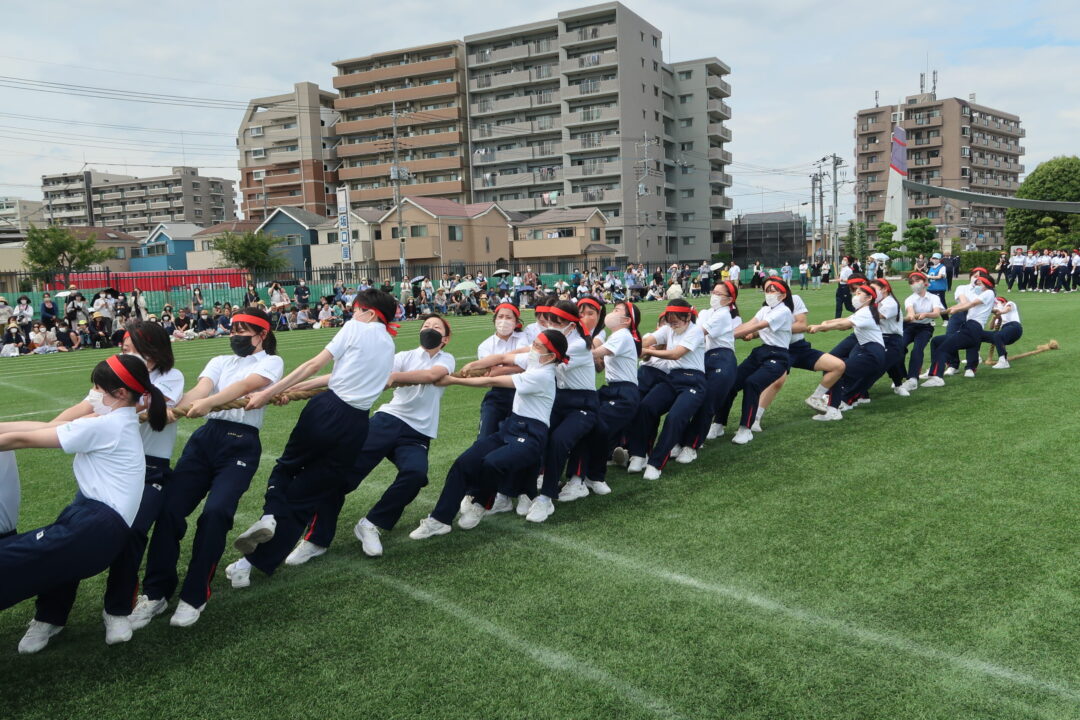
[
  {"x1": 53, "y1": 290, "x2": 72, "y2": 299},
  {"x1": 491, "y1": 268, "x2": 511, "y2": 276},
  {"x1": 710, "y1": 262, "x2": 725, "y2": 272},
  {"x1": 870, "y1": 252, "x2": 890, "y2": 261},
  {"x1": 453, "y1": 280, "x2": 479, "y2": 293}
]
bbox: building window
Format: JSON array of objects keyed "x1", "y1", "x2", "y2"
[
  {"x1": 679, "y1": 118, "x2": 693, "y2": 128},
  {"x1": 590, "y1": 227, "x2": 600, "y2": 242},
  {"x1": 249, "y1": 126, "x2": 263, "y2": 137},
  {"x1": 682, "y1": 236, "x2": 695, "y2": 245},
  {"x1": 682, "y1": 212, "x2": 695, "y2": 222},
  {"x1": 679, "y1": 94, "x2": 692, "y2": 104},
  {"x1": 680, "y1": 189, "x2": 695, "y2": 198},
  {"x1": 192, "y1": 182, "x2": 201, "y2": 190},
  {"x1": 112, "y1": 248, "x2": 126, "y2": 259},
  {"x1": 652, "y1": 35, "x2": 659, "y2": 47},
  {"x1": 653, "y1": 61, "x2": 658, "y2": 71},
  {"x1": 448, "y1": 225, "x2": 463, "y2": 241},
  {"x1": 677, "y1": 70, "x2": 692, "y2": 80},
  {"x1": 251, "y1": 148, "x2": 265, "y2": 159},
  {"x1": 252, "y1": 170, "x2": 265, "y2": 181},
  {"x1": 679, "y1": 142, "x2": 694, "y2": 151},
  {"x1": 680, "y1": 165, "x2": 694, "y2": 175}
]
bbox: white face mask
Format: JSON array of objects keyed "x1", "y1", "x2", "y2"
[
  {"x1": 494, "y1": 318, "x2": 515, "y2": 336},
  {"x1": 852, "y1": 295, "x2": 868, "y2": 309},
  {"x1": 86, "y1": 389, "x2": 114, "y2": 416},
  {"x1": 527, "y1": 350, "x2": 550, "y2": 368},
  {"x1": 910, "y1": 282, "x2": 925, "y2": 293},
  {"x1": 603, "y1": 313, "x2": 624, "y2": 330},
  {"x1": 710, "y1": 294, "x2": 724, "y2": 310},
  {"x1": 764, "y1": 293, "x2": 782, "y2": 308}
]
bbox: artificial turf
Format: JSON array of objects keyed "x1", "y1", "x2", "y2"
[{"x1": 1, "y1": 283, "x2": 1078, "y2": 720}]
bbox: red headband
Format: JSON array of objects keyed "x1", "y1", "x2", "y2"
[
  {"x1": 494, "y1": 303, "x2": 522, "y2": 331},
  {"x1": 855, "y1": 284, "x2": 877, "y2": 301},
  {"x1": 908, "y1": 272, "x2": 928, "y2": 282},
  {"x1": 359, "y1": 305, "x2": 399, "y2": 336},
  {"x1": 764, "y1": 280, "x2": 786, "y2": 294},
  {"x1": 663, "y1": 305, "x2": 696, "y2": 318},
  {"x1": 546, "y1": 306, "x2": 580, "y2": 325},
  {"x1": 538, "y1": 332, "x2": 569, "y2": 364},
  {"x1": 621, "y1": 301, "x2": 640, "y2": 343},
  {"x1": 232, "y1": 313, "x2": 270, "y2": 331},
  {"x1": 577, "y1": 297, "x2": 603, "y2": 312},
  {"x1": 106, "y1": 355, "x2": 147, "y2": 396},
  {"x1": 534, "y1": 305, "x2": 551, "y2": 315},
  {"x1": 996, "y1": 296, "x2": 1008, "y2": 304},
  {"x1": 875, "y1": 279, "x2": 892, "y2": 293},
  {"x1": 971, "y1": 267, "x2": 989, "y2": 275},
  {"x1": 973, "y1": 276, "x2": 993, "y2": 288},
  {"x1": 723, "y1": 281, "x2": 738, "y2": 301}
]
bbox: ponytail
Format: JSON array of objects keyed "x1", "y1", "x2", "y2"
[
  {"x1": 618, "y1": 301, "x2": 642, "y2": 356},
  {"x1": 723, "y1": 280, "x2": 739, "y2": 319},
  {"x1": 91, "y1": 354, "x2": 168, "y2": 432}
]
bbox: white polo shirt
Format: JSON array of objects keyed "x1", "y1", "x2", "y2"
[
  {"x1": 200, "y1": 350, "x2": 284, "y2": 429},
  {"x1": 326, "y1": 319, "x2": 396, "y2": 410},
  {"x1": 375, "y1": 347, "x2": 455, "y2": 438},
  {"x1": 642, "y1": 324, "x2": 673, "y2": 373},
  {"x1": 478, "y1": 331, "x2": 528, "y2": 360},
  {"x1": 601, "y1": 328, "x2": 638, "y2": 384},
  {"x1": 698, "y1": 307, "x2": 739, "y2": 352},
  {"x1": 789, "y1": 294, "x2": 810, "y2": 343},
  {"x1": 877, "y1": 295, "x2": 902, "y2": 335},
  {"x1": 996, "y1": 299, "x2": 1021, "y2": 324},
  {"x1": 1008, "y1": 254, "x2": 1025, "y2": 268},
  {"x1": 850, "y1": 306, "x2": 884, "y2": 346},
  {"x1": 0, "y1": 450, "x2": 18, "y2": 534},
  {"x1": 967, "y1": 288, "x2": 997, "y2": 325},
  {"x1": 669, "y1": 323, "x2": 705, "y2": 371},
  {"x1": 753, "y1": 304, "x2": 793, "y2": 348},
  {"x1": 56, "y1": 407, "x2": 145, "y2": 526},
  {"x1": 511, "y1": 362, "x2": 557, "y2": 425},
  {"x1": 523, "y1": 321, "x2": 543, "y2": 343},
  {"x1": 139, "y1": 367, "x2": 185, "y2": 460},
  {"x1": 556, "y1": 332, "x2": 597, "y2": 390},
  {"x1": 905, "y1": 292, "x2": 944, "y2": 325},
  {"x1": 839, "y1": 266, "x2": 853, "y2": 283}
]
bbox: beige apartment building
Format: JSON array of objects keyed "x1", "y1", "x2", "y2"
[
  {"x1": 332, "y1": 41, "x2": 470, "y2": 207},
  {"x1": 464, "y1": 2, "x2": 732, "y2": 264},
  {"x1": 237, "y1": 82, "x2": 341, "y2": 222},
  {"x1": 0, "y1": 197, "x2": 45, "y2": 231},
  {"x1": 41, "y1": 166, "x2": 236, "y2": 239},
  {"x1": 854, "y1": 92, "x2": 1025, "y2": 250}
]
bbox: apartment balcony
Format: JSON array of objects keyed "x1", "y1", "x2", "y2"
[
  {"x1": 50, "y1": 194, "x2": 85, "y2": 205},
  {"x1": 103, "y1": 218, "x2": 125, "y2": 227},
  {"x1": 565, "y1": 189, "x2": 615, "y2": 205},
  {"x1": 911, "y1": 156, "x2": 943, "y2": 168},
  {"x1": 50, "y1": 209, "x2": 86, "y2": 219},
  {"x1": 373, "y1": 235, "x2": 439, "y2": 262},
  {"x1": 468, "y1": 39, "x2": 558, "y2": 68},
  {"x1": 709, "y1": 172, "x2": 733, "y2": 186},
  {"x1": 149, "y1": 200, "x2": 171, "y2": 210},
  {"x1": 471, "y1": 143, "x2": 562, "y2": 165},
  {"x1": 128, "y1": 215, "x2": 149, "y2": 224},
  {"x1": 912, "y1": 135, "x2": 943, "y2": 148},
  {"x1": 710, "y1": 218, "x2": 733, "y2": 232},
  {"x1": 148, "y1": 187, "x2": 169, "y2": 196},
  {"x1": 171, "y1": 199, "x2": 187, "y2": 207},
  {"x1": 44, "y1": 181, "x2": 84, "y2": 192},
  {"x1": 339, "y1": 156, "x2": 464, "y2": 182},
  {"x1": 860, "y1": 181, "x2": 888, "y2": 193},
  {"x1": 992, "y1": 122, "x2": 1025, "y2": 138},
  {"x1": 707, "y1": 99, "x2": 732, "y2": 120},
  {"x1": 706, "y1": 75, "x2": 732, "y2": 97},
  {"x1": 564, "y1": 134, "x2": 621, "y2": 153},
  {"x1": 561, "y1": 51, "x2": 619, "y2": 75},
  {"x1": 126, "y1": 202, "x2": 148, "y2": 211},
  {"x1": 334, "y1": 57, "x2": 459, "y2": 91},
  {"x1": 902, "y1": 115, "x2": 943, "y2": 130},
  {"x1": 470, "y1": 116, "x2": 561, "y2": 142},
  {"x1": 493, "y1": 197, "x2": 544, "y2": 212},
  {"x1": 566, "y1": 161, "x2": 620, "y2": 179},
  {"x1": 470, "y1": 66, "x2": 558, "y2": 92},
  {"x1": 338, "y1": 130, "x2": 463, "y2": 158},
  {"x1": 970, "y1": 215, "x2": 1006, "y2": 227},
  {"x1": 707, "y1": 123, "x2": 732, "y2": 142},
  {"x1": 475, "y1": 168, "x2": 562, "y2": 190},
  {"x1": 565, "y1": 105, "x2": 620, "y2": 126},
  {"x1": 126, "y1": 189, "x2": 146, "y2": 198},
  {"x1": 263, "y1": 174, "x2": 302, "y2": 187},
  {"x1": 573, "y1": 79, "x2": 619, "y2": 98},
  {"x1": 335, "y1": 81, "x2": 461, "y2": 112},
  {"x1": 101, "y1": 204, "x2": 123, "y2": 213},
  {"x1": 101, "y1": 191, "x2": 123, "y2": 201},
  {"x1": 471, "y1": 90, "x2": 560, "y2": 117},
  {"x1": 558, "y1": 23, "x2": 618, "y2": 47},
  {"x1": 337, "y1": 106, "x2": 461, "y2": 136},
  {"x1": 910, "y1": 195, "x2": 943, "y2": 207},
  {"x1": 150, "y1": 214, "x2": 172, "y2": 222},
  {"x1": 858, "y1": 160, "x2": 887, "y2": 173},
  {"x1": 708, "y1": 147, "x2": 732, "y2": 164},
  {"x1": 857, "y1": 142, "x2": 884, "y2": 154},
  {"x1": 709, "y1": 195, "x2": 733, "y2": 209}
]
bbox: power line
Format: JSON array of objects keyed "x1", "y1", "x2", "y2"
[{"x1": 0, "y1": 112, "x2": 234, "y2": 137}]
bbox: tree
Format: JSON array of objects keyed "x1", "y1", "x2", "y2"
[
  {"x1": 902, "y1": 218, "x2": 940, "y2": 258},
  {"x1": 1005, "y1": 156, "x2": 1080, "y2": 246},
  {"x1": 872, "y1": 221, "x2": 902, "y2": 257},
  {"x1": 844, "y1": 222, "x2": 868, "y2": 263},
  {"x1": 22, "y1": 224, "x2": 114, "y2": 286},
  {"x1": 213, "y1": 231, "x2": 287, "y2": 272}
]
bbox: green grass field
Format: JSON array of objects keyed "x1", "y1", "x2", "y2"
[{"x1": 2, "y1": 284, "x2": 1078, "y2": 720}]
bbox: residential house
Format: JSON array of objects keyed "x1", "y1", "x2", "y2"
[
  {"x1": 129, "y1": 223, "x2": 205, "y2": 271},
  {"x1": 512, "y1": 208, "x2": 614, "y2": 271},
  {"x1": 185, "y1": 220, "x2": 263, "y2": 270}
]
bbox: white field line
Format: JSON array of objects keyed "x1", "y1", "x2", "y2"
[
  {"x1": 360, "y1": 567, "x2": 687, "y2": 720},
  {"x1": 529, "y1": 531, "x2": 1080, "y2": 703}
]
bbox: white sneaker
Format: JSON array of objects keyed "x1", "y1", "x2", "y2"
[
  {"x1": 943, "y1": 366, "x2": 958, "y2": 376},
  {"x1": 811, "y1": 406, "x2": 844, "y2": 421},
  {"x1": 893, "y1": 385, "x2": 910, "y2": 397},
  {"x1": 627, "y1": 456, "x2": 647, "y2": 473},
  {"x1": 642, "y1": 465, "x2": 661, "y2": 480},
  {"x1": 750, "y1": 420, "x2": 763, "y2": 432},
  {"x1": 557, "y1": 477, "x2": 589, "y2": 502},
  {"x1": 458, "y1": 495, "x2": 474, "y2": 515},
  {"x1": 225, "y1": 561, "x2": 251, "y2": 589},
  {"x1": 103, "y1": 612, "x2": 132, "y2": 645},
  {"x1": 525, "y1": 495, "x2": 555, "y2": 523},
  {"x1": 919, "y1": 370, "x2": 931, "y2": 380},
  {"x1": 902, "y1": 378, "x2": 918, "y2": 392},
  {"x1": 855, "y1": 398, "x2": 871, "y2": 406},
  {"x1": 964, "y1": 369, "x2": 976, "y2": 378},
  {"x1": 838, "y1": 402, "x2": 854, "y2": 412},
  {"x1": 584, "y1": 479, "x2": 611, "y2": 495},
  {"x1": 169, "y1": 600, "x2": 205, "y2": 627},
  {"x1": 609, "y1": 447, "x2": 628, "y2": 467},
  {"x1": 731, "y1": 427, "x2": 754, "y2": 445},
  {"x1": 233, "y1": 514, "x2": 276, "y2": 555},
  {"x1": 515, "y1": 494, "x2": 533, "y2": 516},
  {"x1": 457, "y1": 502, "x2": 486, "y2": 530},
  {"x1": 129, "y1": 595, "x2": 167, "y2": 630},
  {"x1": 486, "y1": 493, "x2": 514, "y2": 515},
  {"x1": 706, "y1": 423, "x2": 725, "y2": 440},
  {"x1": 921, "y1": 376, "x2": 945, "y2": 387},
  {"x1": 669, "y1": 444, "x2": 682, "y2": 458},
  {"x1": 409, "y1": 516, "x2": 452, "y2": 540},
  {"x1": 18, "y1": 620, "x2": 62, "y2": 654},
  {"x1": 675, "y1": 446, "x2": 697, "y2": 464},
  {"x1": 354, "y1": 518, "x2": 383, "y2": 557},
  {"x1": 285, "y1": 540, "x2": 327, "y2": 566},
  {"x1": 993, "y1": 357, "x2": 1010, "y2": 369},
  {"x1": 805, "y1": 394, "x2": 828, "y2": 413}
]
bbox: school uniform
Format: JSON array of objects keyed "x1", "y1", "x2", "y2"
[
  {"x1": 686, "y1": 307, "x2": 740, "y2": 447},
  {"x1": 142, "y1": 350, "x2": 283, "y2": 608},
  {"x1": 245, "y1": 322, "x2": 395, "y2": 576},
  {"x1": 870, "y1": 295, "x2": 907, "y2": 391},
  {"x1": 301, "y1": 347, "x2": 455, "y2": 547},
  {"x1": 476, "y1": 331, "x2": 529, "y2": 437},
  {"x1": 929, "y1": 288, "x2": 995, "y2": 376},
  {"x1": 929, "y1": 284, "x2": 978, "y2": 372},
  {"x1": 0, "y1": 409, "x2": 144, "y2": 626},
  {"x1": 0, "y1": 450, "x2": 19, "y2": 538},
  {"x1": 1006, "y1": 254, "x2": 1025, "y2": 290},
  {"x1": 1052, "y1": 255, "x2": 1069, "y2": 291},
  {"x1": 1022, "y1": 254, "x2": 1037, "y2": 291},
  {"x1": 1036, "y1": 254, "x2": 1051, "y2": 291},
  {"x1": 539, "y1": 332, "x2": 598, "y2": 499},
  {"x1": 429, "y1": 362, "x2": 556, "y2": 524},
  {"x1": 729, "y1": 304, "x2": 793, "y2": 427},
  {"x1": 900, "y1": 292, "x2": 943, "y2": 379},
  {"x1": 103, "y1": 367, "x2": 185, "y2": 618},
  {"x1": 828, "y1": 306, "x2": 885, "y2": 408},
  {"x1": 834, "y1": 266, "x2": 854, "y2": 318},
  {"x1": 981, "y1": 300, "x2": 1023, "y2": 358}
]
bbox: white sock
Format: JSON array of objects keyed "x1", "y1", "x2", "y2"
[
  {"x1": 260, "y1": 514, "x2": 275, "y2": 523},
  {"x1": 755, "y1": 407, "x2": 765, "y2": 421},
  {"x1": 813, "y1": 384, "x2": 829, "y2": 396},
  {"x1": 233, "y1": 557, "x2": 252, "y2": 571}
]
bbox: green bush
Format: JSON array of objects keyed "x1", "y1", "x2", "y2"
[{"x1": 958, "y1": 251, "x2": 1001, "y2": 273}]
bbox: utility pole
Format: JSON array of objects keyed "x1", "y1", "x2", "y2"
[
  {"x1": 830, "y1": 153, "x2": 843, "y2": 266},
  {"x1": 633, "y1": 132, "x2": 656, "y2": 262},
  {"x1": 391, "y1": 101, "x2": 407, "y2": 283},
  {"x1": 809, "y1": 173, "x2": 818, "y2": 261},
  {"x1": 817, "y1": 168, "x2": 825, "y2": 263}
]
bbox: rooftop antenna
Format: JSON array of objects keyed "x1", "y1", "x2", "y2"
[
  {"x1": 874, "y1": 90, "x2": 879, "y2": 107},
  {"x1": 931, "y1": 70, "x2": 938, "y2": 96},
  {"x1": 919, "y1": 72, "x2": 925, "y2": 94}
]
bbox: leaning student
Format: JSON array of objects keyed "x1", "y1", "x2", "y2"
[
  {"x1": 0, "y1": 355, "x2": 166, "y2": 653},
  {"x1": 476, "y1": 303, "x2": 529, "y2": 437},
  {"x1": 983, "y1": 296, "x2": 1023, "y2": 369},
  {"x1": 684, "y1": 281, "x2": 742, "y2": 444},
  {"x1": 894, "y1": 272, "x2": 944, "y2": 392},
  {"x1": 137, "y1": 307, "x2": 283, "y2": 628},
  {"x1": 923, "y1": 273, "x2": 995, "y2": 385}
]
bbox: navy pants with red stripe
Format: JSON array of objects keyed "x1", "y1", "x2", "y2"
[
  {"x1": 477, "y1": 387, "x2": 515, "y2": 438},
  {"x1": 539, "y1": 390, "x2": 598, "y2": 499},
  {"x1": 730, "y1": 345, "x2": 790, "y2": 428},
  {"x1": 685, "y1": 348, "x2": 737, "y2": 448},
  {"x1": 646, "y1": 369, "x2": 706, "y2": 467},
  {"x1": 829, "y1": 342, "x2": 886, "y2": 407},
  {"x1": 567, "y1": 381, "x2": 639, "y2": 484},
  {"x1": 982, "y1": 321, "x2": 1022, "y2": 358},
  {"x1": 929, "y1": 319, "x2": 983, "y2": 375},
  {"x1": 901, "y1": 322, "x2": 934, "y2": 379},
  {"x1": 143, "y1": 420, "x2": 261, "y2": 607}
]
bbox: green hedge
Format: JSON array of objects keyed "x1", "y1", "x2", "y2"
[{"x1": 958, "y1": 251, "x2": 1001, "y2": 273}]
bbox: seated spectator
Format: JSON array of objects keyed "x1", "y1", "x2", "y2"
[
  {"x1": 54, "y1": 321, "x2": 80, "y2": 352},
  {"x1": 285, "y1": 308, "x2": 298, "y2": 331},
  {"x1": 2, "y1": 321, "x2": 28, "y2": 356},
  {"x1": 171, "y1": 311, "x2": 193, "y2": 341},
  {"x1": 195, "y1": 310, "x2": 216, "y2": 339},
  {"x1": 215, "y1": 307, "x2": 233, "y2": 336},
  {"x1": 434, "y1": 289, "x2": 448, "y2": 314},
  {"x1": 110, "y1": 317, "x2": 129, "y2": 346},
  {"x1": 317, "y1": 302, "x2": 334, "y2": 328},
  {"x1": 403, "y1": 298, "x2": 418, "y2": 320},
  {"x1": 295, "y1": 307, "x2": 313, "y2": 330},
  {"x1": 89, "y1": 312, "x2": 113, "y2": 348}
]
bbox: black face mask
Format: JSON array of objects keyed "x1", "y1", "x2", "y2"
[
  {"x1": 230, "y1": 335, "x2": 256, "y2": 357},
  {"x1": 419, "y1": 328, "x2": 443, "y2": 350}
]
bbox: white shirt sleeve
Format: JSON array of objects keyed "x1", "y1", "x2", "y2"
[
  {"x1": 156, "y1": 369, "x2": 186, "y2": 406},
  {"x1": 198, "y1": 355, "x2": 225, "y2": 386},
  {"x1": 56, "y1": 415, "x2": 111, "y2": 455},
  {"x1": 255, "y1": 355, "x2": 285, "y2": 383},
  {"x1": 676, "y1": 327, "x2": 704, "y2": 352},
  {"x1": 325, "y1": 319, "x2": 361, "y2": 358}
]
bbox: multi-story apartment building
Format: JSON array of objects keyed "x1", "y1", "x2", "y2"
[
  {"x1": 0, "y1": 197, "x2": 45, "y2": 231},
  {"x1": 41, "y1": 167, "x2": 236, "y2": 238},
  {"x1": 237, "y1": 81, "x2": 340, "y2": 223},
  {"x1": 854, "y1": 92, "x2": 1025, "y2": 250},
  {"x1": 463, "y1": 2, "x2": 732, "y2": 264},
  {"x1": 331, "y1": 41, "x2": 470, "y2": 208}
]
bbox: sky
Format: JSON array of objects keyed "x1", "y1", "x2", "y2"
[{"x1": 0, "y1": 0, "x2": 1077, "y2": 225}]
